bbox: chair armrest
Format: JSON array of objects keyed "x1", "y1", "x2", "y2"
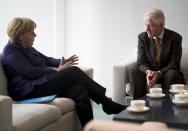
[
  {"x1": 113, "y1": 60, "x2": 136, "y2": 105},
  {"x1": 0, "y1": 95, "x2": 13, "y2": 131},
  {"x1": 79, "y1": 67, "x2": 93, "y2": 79},
  {"x1": 84, "y1": 120, "x2": 141, "y2": 131},
  {"x1": 84, "y1": 120, "x2": 179, "y2": 131}
]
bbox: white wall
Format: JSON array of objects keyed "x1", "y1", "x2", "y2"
[
  {"x1": 0, "y1": 0, "x2": 188, "y2": 97},
  {"x1": 0, "y1": 0, "x2": 64, "y2": 57},
  {"x1": 65, "y1": 0, "x2": 188, "y2": 96}
]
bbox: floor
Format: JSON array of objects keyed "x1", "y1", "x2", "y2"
[{"x1": 93, "y1": 103, "x2": 112, "y2": 120}]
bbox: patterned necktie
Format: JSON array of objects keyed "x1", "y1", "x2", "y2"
[{"x1": 154, "y1": 38, "x2": 161, "y2": 63}]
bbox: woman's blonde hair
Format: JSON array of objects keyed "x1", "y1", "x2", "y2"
[{"x1": 7, "y1": 17, "x2": 36, "y2": 43}]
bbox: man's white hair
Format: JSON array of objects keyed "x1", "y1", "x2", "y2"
[{"x1": 144, "y1": 8, "x2": 165, "y2": 26}]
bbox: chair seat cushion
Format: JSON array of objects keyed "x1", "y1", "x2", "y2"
[
  {"x1": 49, "y1": 98, "x2": 76, "y2": 115},
  {"x1": 13, "y1": 104, "x2": 61, "y2": 131}
]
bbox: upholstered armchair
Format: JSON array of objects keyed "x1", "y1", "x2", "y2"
[
  {"x1": 113, "y1": 47, "x2": 188, "y2": 105},
  {"x1": 0, "y1": 53, "x2": 93, "y2": 131}
]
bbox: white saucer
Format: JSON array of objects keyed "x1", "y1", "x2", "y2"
[
  {"x1": 146, "y1": 93, "x2": 165, "y2": 98},
  {"x1": 172, "y1": 99, "x2": 188, "y2": 106},
  {"x1": 127, "y1": 106, "x2": 150, "y2": 112},
  {"x1": 169, "y1": 89, "x2": 185, "y2": 94}
]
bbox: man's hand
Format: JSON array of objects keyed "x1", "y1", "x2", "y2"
[{"x1": 146, "y1": 71, "x2": 160, "y2": 87}]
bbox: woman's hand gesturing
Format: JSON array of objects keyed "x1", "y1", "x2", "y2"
[{"x1": 57, "y1": 55, "x2": 79, "y2": 71}]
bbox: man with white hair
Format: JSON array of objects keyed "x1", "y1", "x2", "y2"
[{"x1": 129, "y1": 8, "x2": 184, "y2": 99}]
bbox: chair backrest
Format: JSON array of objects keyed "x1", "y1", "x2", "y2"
[
  {"x1": 0, "y1": 53, "x2": 8, "y2": 95},
  {"x1": 180, "y1": 47, "x2": 188, "y2": 84}
]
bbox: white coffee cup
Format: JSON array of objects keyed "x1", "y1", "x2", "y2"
[
  {"x1": 149, "y1": 87, "x2": 162, "y2": 96},
  {"x1": 130, "y1": 100, "x2": 145, "y2": 110},
  {"x1": 170, "y1": 84, "x2": 184, "y2": 92},
  {"x1": 174, "y1": 93, "x2": 188, "y2": 102}
]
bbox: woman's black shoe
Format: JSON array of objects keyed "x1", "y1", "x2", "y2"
[{"x1": 102, "y1": 98, "x2": 126, "y2": 114}]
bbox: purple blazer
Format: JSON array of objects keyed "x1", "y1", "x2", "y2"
[{"x1": 2, "y1": 42, "x2": 61, "y2": 100}]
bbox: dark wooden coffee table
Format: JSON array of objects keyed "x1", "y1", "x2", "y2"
[{"x1": 113, "y1": 90, "x2": 188, "y2": 130}]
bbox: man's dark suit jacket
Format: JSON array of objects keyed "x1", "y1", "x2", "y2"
[{"x1": 137, "y1": 28, "x2": 183, "y2": 76}]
